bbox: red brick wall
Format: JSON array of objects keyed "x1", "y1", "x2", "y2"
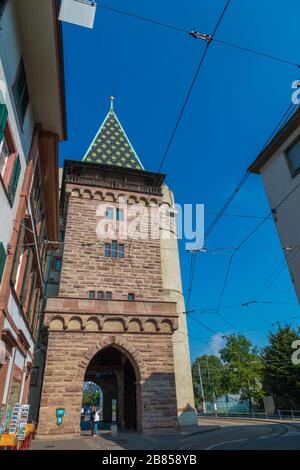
[
  {"x1": 37, "y1": 332, "x2": 178, "y2": 437},
  {"x1": 59, "y1": 185, "x2": 164, "y2": 301}
]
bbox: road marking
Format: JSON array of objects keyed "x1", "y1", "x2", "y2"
[
  {"x1": 205, "y1": 438, "x2": 248, "y2": 450},
  {"x1": 257, "y1": 435, "x2": 281, "y2": 440}
]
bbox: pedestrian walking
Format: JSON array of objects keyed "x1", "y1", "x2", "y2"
[
  {"x1": 90, "y1": 405, "x2": 96, "y2": 436},
  {"x1": 94, "y1": 408, "x2": 100, "y2": 436}
]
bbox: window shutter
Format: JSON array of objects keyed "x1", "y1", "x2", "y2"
[
  {"x1": 11, "y1": 223, "x2": 25, "y2": 286},
  {"x1": 7, "y1": 154, "x2": 21, "y2": 206},
  {"x1": 20, "y1": 249, "x2": 33, "y2": 306},
  {"x1": 0, "y1": 103, "x2": 8, "y2": 142},
  {"x1": 0, "y1": 242, "x2": 7, "y2": 282}
]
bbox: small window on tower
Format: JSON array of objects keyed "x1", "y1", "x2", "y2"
[
  {"x1": 112, "y1": 240, "x2": 118, "y2": 258},
  {"x1": 88, "y1": 290, "x2": 95, "y2": 299},
  {"x1": 55, "y1": 259, "x2": 62, "y2": 271},
  {"x1": 105, "y1": 243, "x2": 111, "y2": 257},
  {"x1": 119, "y1": 244, "x2": 124, "y2": 259},
  {"x1": 128, "y1": 293, "x2": 134, "y2": 301},
  {"x1": 105, "y1": 291, "x2": 112, "y2": 300},
  {"x1": 106, "y1": 208, "x2": 113, "y2": 220},
  {"x1": 97, "y1": 291, "x2": 103, "y2": 300},
  {"x1": 116, "y1": 208, "x2": 124, "y2": 221}
]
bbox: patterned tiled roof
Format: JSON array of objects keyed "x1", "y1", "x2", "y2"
[{"x1": 83, "y1": 97, "x2": 144, "y2": 170}]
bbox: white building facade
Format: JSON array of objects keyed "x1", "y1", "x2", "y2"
[
  {"x1": 248, "y1": 109, "x2": 300, "y2": 303},
  {"x1": 0, "y1": 0, "x2": 66, "y2": 429}
]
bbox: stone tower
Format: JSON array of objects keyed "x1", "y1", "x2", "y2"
[{"x1": 37, "y1": 98, "x2": 196, "y2": 439}]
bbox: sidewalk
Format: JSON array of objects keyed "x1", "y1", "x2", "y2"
[{"x1": 31, "y1": 424, "x2": 221, "y2": 451}]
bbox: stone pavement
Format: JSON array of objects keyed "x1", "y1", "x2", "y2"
[{"x1": 31, "y1": 425, "x2": 221, "y2": 451}]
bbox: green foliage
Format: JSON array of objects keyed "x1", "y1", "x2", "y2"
[
  {"x1": 261, "y1": 325, "x2": 300, "y2": 408},
  {"x1": 192, "y1": 355, "x2": 227, "y2": 408},
  {"x1": 220, "y1": 335, "x2": 263, "y2": 407},
  {"x1": 82, "y1": 382, "x2": 101, "y2": 407}
]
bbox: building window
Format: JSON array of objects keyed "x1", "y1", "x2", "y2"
[
  {"x1": 105, "y1": 242, "x2": 111, "y2": 257},
  {"x1": 0, "y1": 242, "x2": 6, "y2": 283},
  {"x1": 88, "y1": 290, "x2": 95, "y2": 299},
  {"x1": 0, "y1": 104, "x2": 21, "y2": 207},
  {"x1": 119, "y1": 244, "x2": 124, "y2": 259},
  {"x1": 55, "y1": 259, "x2": 62, "y2": 271},
  {"x1": 112, "y1": 240, "x2": 118, "y2": 258},
  {"x1": 128, "y1": 293, "x2": 134, "y2": 301},
  {"x1": 97, "y1": 291, "x2": 103, "y2": 300},
  {"x1": 285, "y1": 137, "x2": 300, "y2": 176},
  {"x1": 106, "y1": 207, "x2": 113, "y2": 219},
  {"x1": 12, "y1": 59, "x2": 29, "y2": 125},
  {"x1": 30, "y1": 367, "x2": 39, "y2": 387},
  {"x1": 116, "y1": 208, "x2": 124, "y2": 221},
  {"x1": 0, "y1": 1, "x2": 8, "y2": 19},
  {"x1": 105, "y1": 291, "x2": 112, "y2": 300},
  {"x1": 105, "y1": 241, "x2": 125, "y2": 259}
]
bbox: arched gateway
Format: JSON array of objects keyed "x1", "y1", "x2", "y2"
[
  {"x1": 83, "y1": 345, "x2": 140, "y2": 431},
  {"x1": 36, "y1": 99, "x2": 196, "y2": 440}
]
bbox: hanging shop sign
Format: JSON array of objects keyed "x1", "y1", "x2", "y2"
[{"x1": 59, "y1": 0, "x2": 97, "y2": 29}]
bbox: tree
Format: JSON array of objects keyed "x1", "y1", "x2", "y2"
[
  {"x1": 82, "y1": 382, "x2": 101, "y2": 407},
  {"x1": 220, "y1": 335, "x2": 263, "y2": 410},
  {"x1": 192, "y1": 355, "x2": 227, "y2": 409},
  {"x1": 262, "y1": 324, "x2": 300, "y2": 408}
]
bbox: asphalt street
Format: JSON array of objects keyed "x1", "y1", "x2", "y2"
[
  {"x1": 31, "y1": 418, "x2": 300, "y2": 450},
  {"x1": 179, "y1": 418, "x2": 300, "y2": 450}
]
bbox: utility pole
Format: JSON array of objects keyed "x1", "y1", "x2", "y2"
[
  {"x1": 206, "y1": 357, "x2": 217, "y2": 415},
  {"x1": 197, "y1": 362, "x2": 206, "y2": 414}
]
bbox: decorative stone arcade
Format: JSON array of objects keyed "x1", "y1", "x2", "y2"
[
  {"x1": 37, "y1": 298, "x2": 179, "y2": 438},
  {"x1": 36, "y1": 99, "x2": 197, "y2": 439}
]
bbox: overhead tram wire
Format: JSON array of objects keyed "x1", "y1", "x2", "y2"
[
  {"x1": 186, "y1": 101, "x2": 298, "y2": 319},
  {"x1": 213, "y1": 171, "x2": 300, "y2": 326},
  {"x1": 99, "y1": 4, "x2": 300, "y2": 69},
  {"x1": 127, "y1": 1, "x2": 232, "y2": 312}
]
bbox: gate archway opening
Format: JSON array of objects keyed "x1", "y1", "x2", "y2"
[{"x1": 82, "y1": 345, "x2": 139, "y2": 431}]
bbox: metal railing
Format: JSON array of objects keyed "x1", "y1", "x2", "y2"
[{"x1": 198, "y1": 410, "x2": 300, "y2": 421}]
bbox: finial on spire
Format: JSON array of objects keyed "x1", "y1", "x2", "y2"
[{"x1": 110, "y1": 96, "x2": 114, "y2": 111}]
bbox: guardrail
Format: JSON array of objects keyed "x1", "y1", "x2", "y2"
[{"x1": 198, "y1": 410, "x2": 300, "y2": 421}]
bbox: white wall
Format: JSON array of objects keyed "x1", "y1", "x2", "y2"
[
  {"x1": 260, "y1": 127, "x2": 300, "y2": 303},
  {"x1": 0, "y1": 0, "x2": 34, "y2": 249}
]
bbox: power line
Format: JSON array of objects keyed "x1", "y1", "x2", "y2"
[
  {"x1": 186, "y1": 102, "x2": 298, "y2": 317},
  {"x1": 99, "y1": 4, "x2": 300, "y2": 69},
  {"x1": 127, "y1": 1, "x2": 232, "y2": 313},
  {"x1": 214, "y1": 38, "x2": 300, "y2": 68}
]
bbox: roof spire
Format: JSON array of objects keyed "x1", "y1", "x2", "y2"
[
  {"x1": 110, "y1": 95, "x2": 114, "y2": 112},
  {"x1": 82, "y1": 97, "x2": 144, "y2": 170}
]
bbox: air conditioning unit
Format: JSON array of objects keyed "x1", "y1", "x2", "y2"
[{"x1": 59, "y1": 0, "x2": 97, "y2": 29}]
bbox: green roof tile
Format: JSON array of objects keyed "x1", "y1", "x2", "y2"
[{"x1": 83, "y1": 97, "x2": 144, "y2": 170}]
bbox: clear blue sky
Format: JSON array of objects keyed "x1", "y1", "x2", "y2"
[{"x1": 59, "y1": 0, "x2": 300, "y2": 361}]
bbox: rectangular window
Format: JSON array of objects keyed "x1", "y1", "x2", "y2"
[
  {"x1": 7, "y1": 154, "x2": 21, "y2": 206},
  {"x1": 55, "y1": 259, "x2": 62, "y2": 271},
  {"x1": 0, "y1": 242, "x2": 6, "y2": 283},
  {"x1": 97, "y1": 291, "x2": 103, "y2": 300},
  {"x1": 112, "y1": 240, "x2": 118, "y2": 258},
  {"x1": 105, "y1": 242, "x2": 111, "y2": 257},
  {"x1": 106, "y1": 208, "x2": 113, "y2": 220},
  {"x1": 19, "y1": 249, "x2": 33, "y2": 306},
  {"x1": 0, "y1": 1, "x2": 8, "y2": 19},
  {"x1": 12, "y1": 59, "x2": 29, "y2": 125},
  {"x1": 119, "y1": 244, "x2": 124, "y2": 259},
  {"x1": 116, "y1": 208, "x2": 124, "y2": 221},
  {"x1": 88, "y1": 290, "x2": 95, "y2": 299},
  {"x1": 128, "y1": 293, "x2": 134, "y2": 301},
  {"x1": 106, "y1": 291, "x2": 112, "y2": 300},
  {"x1": 286, "y1": 137, "x2": 300, "y2": 176}
]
